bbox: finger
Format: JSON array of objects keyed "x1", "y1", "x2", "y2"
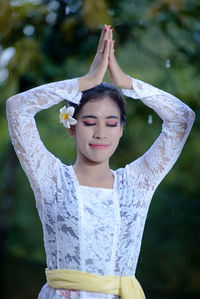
[
  {"x1": 108, "y1": 25, "x2": 113, "y2": 41},
  {"x1": 109, "y1": 40, "x2": 115, "y2": 59},
  {"x1": 98, "y1": 25, "x2": 107, "y2": 51},
  {"x1": 103, "y1": 39, "x2": 110, "y2": 59},
  {"x1": 99, "y1": 29, "x2": 109, "y2": 54},
  {"x1": 98, "y1": 25, "x2": 106, "y2": 44}
]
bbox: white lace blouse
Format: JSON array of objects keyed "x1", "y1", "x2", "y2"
[{"x1": 6, "y1": 77, "x2": 195, "y2": 299}]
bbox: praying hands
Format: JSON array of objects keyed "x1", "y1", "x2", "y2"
[{"x1": 78, "y1": 24, "x2": 132, "y2": 92}]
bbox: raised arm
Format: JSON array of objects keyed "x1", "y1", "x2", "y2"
[
  {"x1": 122, "y1": 78, "x2": 195, "y2": 190},
  {"x1": 6, "y1": 78, "x2": 83, "y2": 195},
  {"x1": 6, "y1": 25, "x2": 113, "y2": 197},
  {"x1": 108, "y1": 36, "x2": 195, "y2": 191}
]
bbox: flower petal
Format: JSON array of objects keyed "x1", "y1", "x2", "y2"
[
  {"x1": 66, "y1": 106, "x2": 75, "y2": 116},
  {"x1": 60, "y1": 106, "x2": 67, "y2": 114},
  {"x1": 60, "y1": 114, "x2": 65, "y2": 122},
  {"x1": 68, "y1": 116, "x2": 77, "y2": 125},
  {"x1": 63, "y1": 120, "x2": 70, "y2": 128}
]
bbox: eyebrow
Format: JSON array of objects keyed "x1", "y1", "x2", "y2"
[{"x1": 81, "y1": 115, "x2": 119, "y2": 119}]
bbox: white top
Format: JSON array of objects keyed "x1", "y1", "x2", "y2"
[{"x1": 6, "y1": 77, "x2": 195, "y2": 299}]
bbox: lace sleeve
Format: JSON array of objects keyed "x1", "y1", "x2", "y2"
[
  {"x1": 122, "y1": 77, "x2": 195, "y2": 191},
  {"x1": 6, "y1": 78, "x2": 82, "y2": 199}
]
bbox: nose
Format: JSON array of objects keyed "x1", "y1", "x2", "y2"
[{"x1": 93, "y1": 124, "x2": 107, "y2": 139}]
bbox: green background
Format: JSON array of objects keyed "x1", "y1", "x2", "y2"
[{"x1": 0, "y1": 0, "x2": 199, "y2": 298}]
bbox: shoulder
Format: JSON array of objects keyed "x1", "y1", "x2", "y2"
[
  {"x1": 114, "y1": 157, "x2": 153, "y2": 191},
  {"x1": 58, "y1": 163, "x2": 78, "y2": 187},
  {"x1": 114, "y1": 161, "x2": 138, "y2": 186},
  {"x1": 58, "y1": 163, "x2": 73, "y2": 176}
]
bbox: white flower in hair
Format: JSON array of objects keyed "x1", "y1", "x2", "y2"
[{"x1": 59, "y1": 106, "x2": 77, "y2": 128}]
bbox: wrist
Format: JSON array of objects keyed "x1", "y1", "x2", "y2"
[
  {"x1": 78, "y1": 74, "x2": 99, "y2": 92},
  {"x1": 120, "y1": 74, "x2": 132, "y2": 90}
]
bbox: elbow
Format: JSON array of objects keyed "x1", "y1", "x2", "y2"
[
  {"x1": 6, "y1": 97, "x2": 13, "y2": 113},
  {"x1": 190, "y1": 109, "x2": 196, "y2": 122},
  {"x1": 6, "y1": 94, "x2": 19, "y2": 113},
  {"x1": 186, "y1": 107, "x2": 196, "y2": 128},
  {"x1": 175, "y1": 108, "x2": 196, "y2": 140},
  {"x1": 181, "y1": 108, "x2": 196, "y2": 137},
  {"x1": 183, "y1": 106, "x2": 196, "y2": 127}
]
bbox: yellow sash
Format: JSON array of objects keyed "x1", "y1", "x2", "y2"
[{"x1": 45, "y1": 268, "x2": 146, "y2": 299}]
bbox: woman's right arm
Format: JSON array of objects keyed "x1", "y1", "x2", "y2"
[
  {"x1": 6, "y1": 78, "x2": 82, "y2": 190},
  {"x1": 6, "y1": 25, "x2": 112, "y2": 192}
]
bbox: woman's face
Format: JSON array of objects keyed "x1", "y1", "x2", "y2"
[{"x1": 70, "y1": 96, "x2": 123, "y2": 165}]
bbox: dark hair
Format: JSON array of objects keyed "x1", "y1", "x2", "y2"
[{"x1": 68, "y1": 82, "x2": 126, "y2": 125}]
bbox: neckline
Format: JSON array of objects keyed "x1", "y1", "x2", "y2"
[
  {"x1": 70, "y1": 165, "x2": 116, "y2": 191},
  {"x1": 79, "y1": 185, "x2": 114, "y2": 191}
]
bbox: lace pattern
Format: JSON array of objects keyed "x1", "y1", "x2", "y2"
[{"x1": 6, "y1": 76, "x2": 195, "y2": 299}]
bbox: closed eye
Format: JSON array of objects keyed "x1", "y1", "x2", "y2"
[
  {"x1": 107, "y1": 122, "x2": 119, "y2": 127},
  {"x1": 82, "y1": 121, "x2": 119, "y2": 127},
  {"x1": 82, "y1": 121, "x2": 96, "y2": 126}
]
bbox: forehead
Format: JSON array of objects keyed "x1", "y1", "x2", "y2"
[{"x1": 78, "y1": 96, "x2": 120, "y2": 117}]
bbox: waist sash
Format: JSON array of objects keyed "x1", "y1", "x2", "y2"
[{"x1": 45, "y1": 268, "x2": 146, "y2": 299}]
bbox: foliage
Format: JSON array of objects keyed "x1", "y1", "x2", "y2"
[{"x1": 0, "y1": 0, "x2": 199, "y2": 298}]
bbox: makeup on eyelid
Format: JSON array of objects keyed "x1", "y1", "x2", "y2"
[{"x1": 82, "y1": 120, "x2": 119, "y2": 127}]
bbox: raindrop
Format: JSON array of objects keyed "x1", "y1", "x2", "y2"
[
  {"x1": 65, "y1": 6, "x2": 70, "y2": 15},
  {"x1": 147, "y1": 114, "x2": 153, "y2": 125},
  {"x1": 0, "y1": 47, "x2": 16, "y2": 68},
  {"x1": 0, "y1": 68, "x2": 9, "y2": 83},
  {"x1": 23, "y1": 24, "x2": 35, "y2": 36},
  {"x1": 165, "y1": 59, "x2": 171, "y2": 68}
]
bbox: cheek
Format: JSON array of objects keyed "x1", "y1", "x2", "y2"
[
  {"x1": 75, "y1": 125, "x2": 92, "y2": 141},
  {"x1": 113, "y1": 128, "x2": 123, "y2": 140}
]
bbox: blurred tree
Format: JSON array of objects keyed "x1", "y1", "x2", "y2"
[{"x1": 0, "y1": 0, "x2": 199, "y2": 298}]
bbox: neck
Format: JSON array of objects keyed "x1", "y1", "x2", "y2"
[
  {"x1": 74, "y1": 158, "x2": 111, "y2": 178},
  {"x1": 73, "y1": 153, "x2": 114, "y2": 188}
]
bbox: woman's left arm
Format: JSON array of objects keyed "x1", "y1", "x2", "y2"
[
  {"x1": 108, "y1": 38, "x2": 195, "y2": 190},
  {"x1": 122, "y1": 78, "x2": 195, "y2": 189}
]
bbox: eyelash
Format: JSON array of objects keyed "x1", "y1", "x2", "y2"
[
  {"x1": 108, "y1": 123, "x2": 118, "y2": 127},
  {"x1": 82, "y1": 121, "x2": 118, "y2": 127}
]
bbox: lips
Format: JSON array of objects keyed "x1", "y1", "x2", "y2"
[{"x1": 89, "y1": 144, "x2": 110, "y2": 149}]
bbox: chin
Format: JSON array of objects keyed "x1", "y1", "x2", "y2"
[
  {"x1": 88, "y1": 157, "x2": 109, "y2": 164},
  {"x1": 87, "y1": 153, "x2": 114, "y2": 164}
]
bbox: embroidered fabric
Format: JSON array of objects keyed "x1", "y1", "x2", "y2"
[{"x1": 6, "y1": 77, "x2": 195, "y2": 299}]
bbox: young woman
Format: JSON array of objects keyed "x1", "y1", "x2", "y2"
[{"x1": 6, "y1": 25, "x2": 195, "y2": 299}]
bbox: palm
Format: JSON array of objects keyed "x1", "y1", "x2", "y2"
[
  {"x1": 108, "y1": 41, "x2": 132, "y2": 89},
  {"x1": 87, "y1": 25, "x2": 112, "y2": 84},
  {"x1": 79, "y1": 25, "x2": 132, "y2": 91}
]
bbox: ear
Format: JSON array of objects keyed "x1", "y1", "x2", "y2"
[{"x1": 67, "y1": 126, "x2": 76, "y2": 137}]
